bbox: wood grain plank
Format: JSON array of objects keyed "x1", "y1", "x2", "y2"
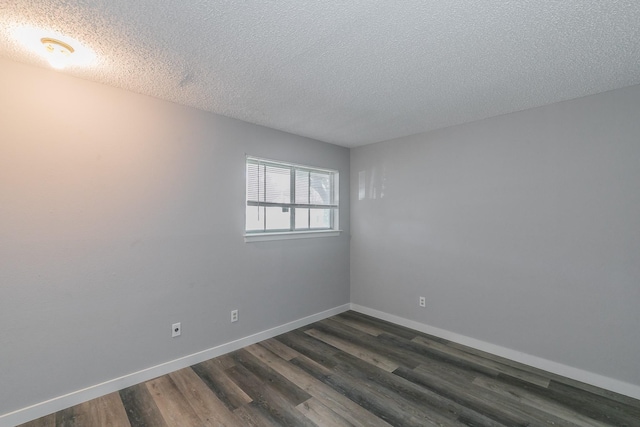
[
  {"x1": 413, "y1": 335, "x2": 550, "y2": 388},
  {"x1": 473, "y1": 376, "x2": 610, "y2": 427},
  {"x1": 146, "y1": 375, "x2": 202, "y2": 427},
  {"x1": 339, "y1": 311, "x2": 449, "y2": 343},
  {"x1": 305, "y1": 328, "x2": 399, "y2": 372},
  {"x1": 378, "y1": 332, "x2": 501, "y2": 378},
  {"x1": 225, "y1": 363, "x2": 318, "y2": 427},
  {"x1": 191, "y1": 358, "x2": 252, "y2": 411},
  {"x1": 60, "y1": 401, "x2": 85, "y2": 427},
  {"x1": 328, "y1": 351, "x2": 488, "y2": 427},
  {"x1": 337, "y1": 311, "x2": 422, "y2": 341},
  {"x1": 119, "y1": 383, "x2": 169, "y2": 427},
  {"x1": 232, "y1": 403, "x2": 282, "y2": 427},
  {"x1": 169, "y1": 367, "x2": 243, "y2": 426},
  {"x1": 313, "y1": 318, "x2": 423, "y2": 369},
  {"x1": 276, "y1": 330, "x2": 340, "y2": 369},
  {"x1": 505, "y1": 376, "x2": 640, "y2": 426},
  {"x1": 90, "y1": 392, "x2": 131, "y2": 427},
  {"x1": 290, "y1": 351, "x2": 444, "y2": 427},
  {"x1": 445, "y1": 338, "x2": 640, "y2": 410},
  {"x1": 231, "y1": 348, "x2": 312, "y2": 406},
  {"x1": 259, "y1": 337, "x2": 302, "y2": 361},
  {"x1": 296, "y1": 398, "x2": 354, "y2": 427},
  {"x1": 329, "y1": 315, "x2": 384, "y2": 336},
  {"x1": 400, "y1": 365, "x2": 566, "y2": 426},
  {"x1": 244, "y1": 343, "x2": 393, "y2": 427}
]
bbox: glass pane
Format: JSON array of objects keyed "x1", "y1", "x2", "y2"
[
  {"x1": 265, "y1": 165, "x2": 290, "y2": 203},
  {"x1": 310, "y1": 172, "x2": 331, "y2": 205},
  {"x1": 295, "y1": 170, "x2": 309, "y2": 204},
  {"x1": 310, "y1": 208, "x2": 331, "y2": 229},
  {"x1": 246, "y1": 162, "x2": 262, "y2": 202},
  {"x1": 245, "y1": 205, "x2": 264, "y2": 231},
  {"x1": 265, "y1": 206, "x2": 290, "y2": 231},
  {"x1": 295, "y1": 208, "x2": 309, "y2": 230}
]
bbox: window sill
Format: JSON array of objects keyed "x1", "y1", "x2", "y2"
[{"x1": 244, "y1": 230, "x2": 342, "y2": 243}]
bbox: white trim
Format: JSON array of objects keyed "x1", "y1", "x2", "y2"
[
  {"x1": 350, "y1": 304, "x2": 640, "y2": 401},
  {"x1": 244, "y1": 230, "x2": 341, "y2": 242},
  {"x1": 0, "y1": 304, "x2": 350, "y2": 427}
]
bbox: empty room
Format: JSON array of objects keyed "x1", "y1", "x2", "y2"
[{"x1": 1, "y1": 1, "x2": 639, "y2": 426}]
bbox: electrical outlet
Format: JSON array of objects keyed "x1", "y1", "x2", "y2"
[
  {"x1": 172, "y1": 322, "x2": 181, "y2": 337},
  {"x1": 419, "y1": 297, "x2": 426, "y2": 307},
  {"x1": 231, "y1": 309, "x2": 238, "y2": 323}
]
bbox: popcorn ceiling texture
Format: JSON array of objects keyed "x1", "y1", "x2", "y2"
[{"x1": 1, "y1": 1, "x2": 639, "y2": 147}]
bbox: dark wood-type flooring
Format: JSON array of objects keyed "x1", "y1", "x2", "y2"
[{"x1": 19, "y1": 311, "x2": 640, "y2": 426}]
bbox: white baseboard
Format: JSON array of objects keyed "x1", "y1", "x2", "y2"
[
  {"x1": 350, "y1": 304, "x2": 640, "y2": 401},
  {"x1": 0, "y1": 304, "x2": 350, "y2": 427}
]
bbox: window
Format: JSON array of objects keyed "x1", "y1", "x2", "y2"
[{"x1": 245, "y1": 156, "x2": 339, "y2": 239}]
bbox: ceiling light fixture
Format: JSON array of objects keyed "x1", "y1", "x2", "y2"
[
  {"x1": 10, "y1": 25, "x2": 97, "y2": 70},
  {"x1": 40, "y1": 38, "x2": 75, "y2": 69}
]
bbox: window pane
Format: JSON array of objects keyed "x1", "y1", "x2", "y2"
[
  {"x1": 265, "y1": 206, "x2": 290, "y2": 230},
  {"x1": 295, "y1": 170, "x2": 310, "y2": 204},
  {"x1": 247, "y1": 162, "x2": 291, "y2": 204},
  {"x1": 310, "y1": 208, "x2": 331, "y2": 228},
  {"x1": 265, "y1": 165, "x2": 290, "y2": 203},
  {"x1": 246, "y1": 162, "x2": 262, "y2": 202},
  {"x1": 310, "y1": 172, "x2": 331, "y2": 204},
  {"x1": 246, "y1": 205, "x2": 264, "y2": 231},
  {"x1": 295, "y1": 208, "x2": 309, "y2": 230}
]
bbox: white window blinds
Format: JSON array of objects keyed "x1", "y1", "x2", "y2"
[{"x1": 246, "y1": 157, "x2": 338, "y2": 233}]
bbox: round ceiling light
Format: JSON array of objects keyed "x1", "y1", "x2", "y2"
[
  {"x1": 10, "y1": 25, "x2": 97, "y2": 70},
  {"x1": 40, "y1": 38, "x2": 75, "y2": 69}
]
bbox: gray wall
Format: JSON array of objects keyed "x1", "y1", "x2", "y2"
[
  {"x1": 351, "y1": 85, "x2": 640, "y2": 386},
  {"x1": 0, "y1": 57, "x2": 350, "y2": 415}
]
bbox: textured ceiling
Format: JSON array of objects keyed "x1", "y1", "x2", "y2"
[{"x1": 1, "y1": 1, "x2": 639, "y2": 147}]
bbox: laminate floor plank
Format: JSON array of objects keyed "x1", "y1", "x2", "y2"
[
  {"x1": 145, "y1": 375, "x2": 202, "y2": 427},
  {"x1": 472, "y1": 376, "x2": 610, "y2": 427},
  {"x1": 224, "y1": 363, "x2": 317, "y2": 427},
  {"x1": 168, "y1": 367, "x2": 243, "y2": 426},
  {"x1": 16, "y1": 311, "x2": 640, "y2": 427},
  {"x1": 259, "y1": 337, "x2": 302, "y2": 361},
  {"x1": 296, "y1": 398, "x2": 354, "y2": 427},
  {"x1": 338, "y1": 311, "x2": 450, "y2": 344},
  {"x1": 337, "y1": 311, "x2": 423, "y2": 341},
  {"x1": 378, "y1": 332, "x2": 501, "y2": 379},
  {"x1": 275, "y1": 329, "x2": 340, "y2": 369},
  {"x1": 499, "y1": 375, "x2": 640, "y2": 426},
  {"x1": 304, "y1": 328, "x2": 399, "y2": 372},
  {"x1": 290, "y1": 351, "x2": 445, "y2": 427},
  {"x1": 54, "y1": 405, "x2": 84, "y2": 427},
  {"x1": 246, "y1": 343, "x2": 393, "y2": 427},
  {"x1": 412, "y1": 335, "x2": 551, "y2": 388},
  {"x1": 231, "y1": 349, "x2": 312, "y2": 406},
  {"x1": 313, "y1": 318, "x2": 423, "y2": 369},
  {"x1": 191, "y1": 358, "x2": 253, "y2": 411},
  {"x1": 328, "y1": 315, "x2": 384, "y2": 336},
  {"x1": 445, "y1": 340, "x2": 640, "y2": 410},
  {"x1": 88, "y1": 392, "x2": 131, "y2": 427},
  {"x1": 232, "y1": 403, "x2": 284, "y2": 427},
  {"x1": 397, "y1": 365, "x2": 567, "y2": 426},
  {"x1": 327, "y1": 350, "x2": 496, "y2": 427},
  {"x1": 119, "y1": 383, "x2": 169, "y2": 427}
]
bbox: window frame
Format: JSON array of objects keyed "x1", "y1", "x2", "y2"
[{"x1": 244, "y1": 156, "x2": 340, "y2": 242}]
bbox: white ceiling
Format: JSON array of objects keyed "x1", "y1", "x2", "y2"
[{"x1": 1, "y1": 1, "x2": 639, "y2": 147}]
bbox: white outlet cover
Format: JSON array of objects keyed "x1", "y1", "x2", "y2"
[
  {"x1": 231, "y1": 310, "x2": 238, "y2": 322},
  {"x1": 172, "y1": 322, "x2": 181, "y2": 337}
]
